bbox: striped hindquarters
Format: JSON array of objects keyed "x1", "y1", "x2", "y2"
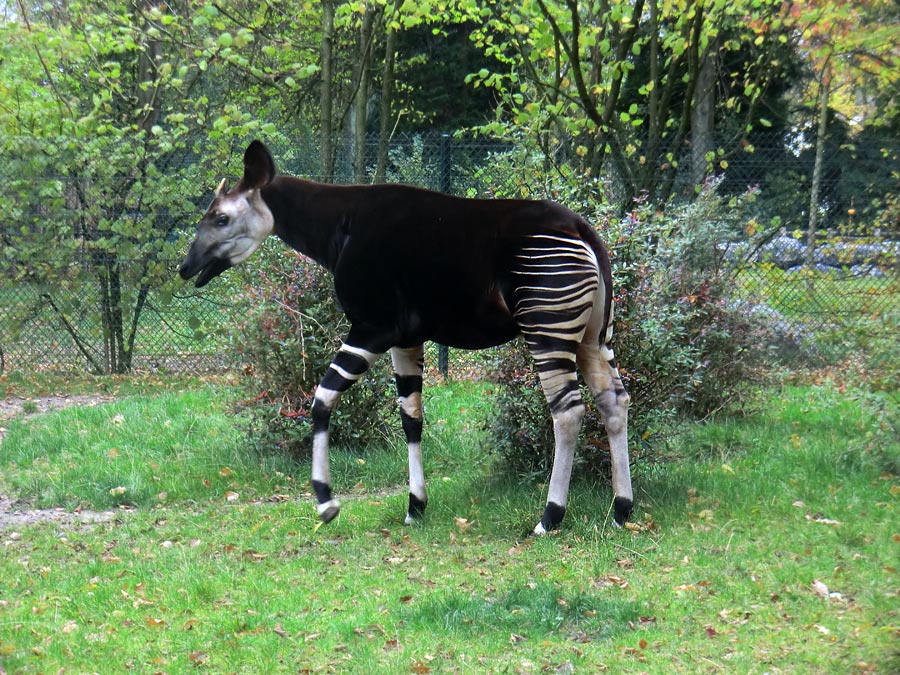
[{"x1": 511, "y1": 233, "x2": 600, "y2": 414}]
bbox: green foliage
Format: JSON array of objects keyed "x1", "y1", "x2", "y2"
[
  {"x1": 0, "y1": 2, "x2": 225, "y2": 372},
  {"x1": 613, "y1": 185, "x2": 773, "y2": 425},
  {"x1": 229, "y1": 246, "x2": 398, "y2": 456},
  {"x1": 468, "y1": 0, "x2": 792, "y2": 205}
]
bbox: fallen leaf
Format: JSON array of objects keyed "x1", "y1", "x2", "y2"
[
  {"x1": 219, "y1": 467, "x2": 234, "y2": 477},
  {"x1": 410, "y1": 661, "x2": 431, "y2": 674},
  {"x1": 509, "y1": 633, "x2": 527, "y2": 644},
  {"x1": 145, "y1": 618, "x2": 166, "y2": 628},
  {"x1": 188, "y1": 651, "x2": 209, "y2": 666},
  {"x1": 225, "y1": 491, "x2": 239, "y2": 502},
  {"x1": 109, "y1": 486, "x2": 127, "y2": 496},
  {"x1": 592, "y1": 575, "x2": 628, "y2": 589}
]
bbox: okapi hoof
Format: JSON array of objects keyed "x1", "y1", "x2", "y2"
[
  {"x1": 613, "y1": 497, "x2": 634, "y2": 528},
  {"x1": 533, "y1": 502, "x2": 566, "y2": 536},
  {"x1": 317, "y1": 499, "x2": 341, "y2": 524}
]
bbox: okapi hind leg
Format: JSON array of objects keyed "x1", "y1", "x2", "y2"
[
  {"x1": 577, "y1": 341, "x2": 633, "y2": 527},
  {"x1": 527, "y1": 348, "x2": 585, "y2": 536},
  {"x1": 311, "y1": 342, "x2": 382, "y2": 523},
  {"x1": 390, "y1": 345, "x2": 427, "y2": 524}
]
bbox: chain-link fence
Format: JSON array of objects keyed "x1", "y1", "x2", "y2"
[{"x1": 1, "y1": 131, "x2": 897, "y2": 376}]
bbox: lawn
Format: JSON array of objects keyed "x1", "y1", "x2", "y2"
[{"x1": 0, "y1": 380, "x2": 897, "y2": 674}]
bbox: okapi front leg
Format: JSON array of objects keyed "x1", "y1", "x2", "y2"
[
  {"x1": 311, "y1": 343, "x2": 381, "y2": 523},
  {"x1": 390, "y1": 345, "x2": 426, "y2": 524}
]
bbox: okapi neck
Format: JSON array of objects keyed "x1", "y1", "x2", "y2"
[{"x1": 262, "y1": 176, "x2": 347, "y2": 272}]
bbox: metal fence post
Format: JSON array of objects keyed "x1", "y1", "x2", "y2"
[{"x1": 437, "y1": 132, "x2": 452, "y2": 380}]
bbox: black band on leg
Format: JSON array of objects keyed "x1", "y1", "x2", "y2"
[
  {"x1": 408, "y1": 493, "x2": 427, "y2": 520},
  {"x1": 394, "y1": 374, "x2": 422, "y2": 398},
  {"x1": 539, "y1": 502, "x2": 567, "y2": 532},
  {"x1": 312, "y1": 480, "x2": 332, "y2": 505},
  {"x1": 399, "y1": 409, "x2": 423, "y2": 444},
  {"x1": 310, "y1": 399, "x2": 331, "y2": 434},
  {"x1": 613, "y1": 497, "x2": 633, "y2": 526}
]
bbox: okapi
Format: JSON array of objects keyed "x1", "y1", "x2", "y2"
[{"x1": 179, "y1": 141, "x2": 633, "y2": 535}]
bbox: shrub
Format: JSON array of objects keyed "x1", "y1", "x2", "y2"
[
  {"x1": 486, "y1": 181, "x2": 779, "y2": 477},
  {"x1": 614, "y1": 185, "x2": 775, "y2": 424},
  {"x1": 230, "y1": 245, "x2": 397, "y2": 456}
]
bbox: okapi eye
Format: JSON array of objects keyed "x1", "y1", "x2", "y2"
[{"x1": 215, "y1": 214, "x2": 229, "y2": 228}]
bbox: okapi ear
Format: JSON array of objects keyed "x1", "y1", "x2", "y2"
[{"x1": 241, "y1": 140, "x2": 276, "y2": 190}]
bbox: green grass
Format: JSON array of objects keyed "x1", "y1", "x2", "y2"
[{"x1": 0, "y1": 381, "x2": 897, "y2": 674}]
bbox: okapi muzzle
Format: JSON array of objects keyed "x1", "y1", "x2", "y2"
[{"x1": 178, "y1": 240, "x2": 233, "y2": 288}]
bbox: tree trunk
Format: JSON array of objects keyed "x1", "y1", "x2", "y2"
[
  {"x1": 319, "y1": 0, "x2": 335, "y2": 182},
  {"x1": 375, "y1": 1, "x2": 401, "y2": 184},
  {"x1": 806, "y1": 62, "x2": 830, "y2": 286},
  {"x1": 353, "y1": 6, "x2": 376, "y2": 183},
  {"x1": 691, "y1": 47, "x2": 717, "y2": 189}
]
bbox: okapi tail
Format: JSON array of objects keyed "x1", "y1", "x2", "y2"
[{"x1": 576, "y1": 218, "x2": 616, "y2": 349}]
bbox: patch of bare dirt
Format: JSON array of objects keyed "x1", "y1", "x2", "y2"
[
  {"x1": 0, "y1": 393, "x2": 116, "y2": 431},
  {"x1": 0, "y1": 393, "x2": 120, "y2": 532},
  {"x1": 0, "y1": 495, "x2": 119, "y2": 533}
]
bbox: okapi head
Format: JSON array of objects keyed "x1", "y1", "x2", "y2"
[{"x1": 179, "y1": 141, "x2": 277, "y2": 287}]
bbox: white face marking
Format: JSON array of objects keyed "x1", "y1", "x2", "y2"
[{"x1": 207, "y1": 188, "x2": 274, "y2": 266}]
